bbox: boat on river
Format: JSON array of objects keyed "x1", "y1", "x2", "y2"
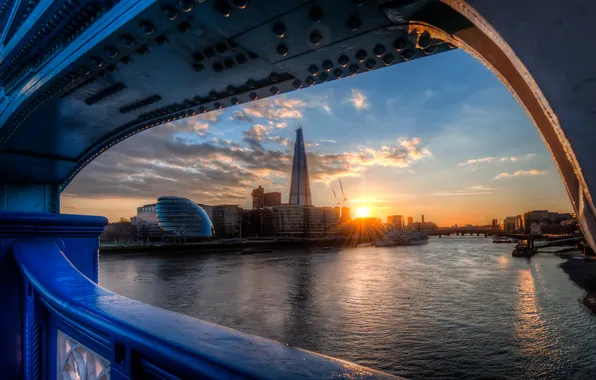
[
  {"x1": 375, "y1": 231, "x2": 429, "y2": 246},
  {"x1": 492, "y1": 235, "x2": 519, "y2": 244}
]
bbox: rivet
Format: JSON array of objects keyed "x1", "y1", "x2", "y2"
[
  {"x1": 236, "y1": 54, "x2": 247, "y2": 64},
  {"x1": 393, "y1": 37, "x2": 407, "y2": 51},
  {"x1": 269, "y1": 72, "x2": 279, "y2": 82},
  {"x1": 193, "y1": 63, "x2": 204, "y2": 72},
  {"x1": 178, "y1": 21, "x2": 191, "y2": 33},
  {"x1": 79, "y1": 66, "x2": 90, "y2": 75},
  {"x1": 347, "y1": 15, "x2": 361, "y2": 31},
  {"x1": 322, "y1": 60, "x2": 333, "y2": 71},
  {"x1": 214, "y1": 102, "x2": 222, "y2": 109},
  {"x1": 319, "y1": 72, "x2": 328, "y2": 82},
  {"x1": 231, "y1": 0, "x2": 249, "y2": 8},
  {"x1": 139, "y1": 22, "x2": 156, "y2": 35},
  {"x1": 90, "y1": 56, "x2": 103, "y2": 67},
  {"x1": 365, "y1": 58, "x2": 376, "y2": 70},
  {"x1": 162, "y1": 6, "x2": 179, "y2": 20},
  {"x1": 227, "y1": 85, "x2": 236, "y2": 94},
  {"x1": 97, "y1": 70, "x2": 107, "y2": 77},
  {"x1": 247, "y1": 79, "x2": 256, "y2": 88},
  {"x1": 121, "y1": 34, "x2": 136, "y2": 46},
  {"x1": 155, "y1": 35, "x2": 168, "y2": 44},
  {"x1": 333, "y1": 68, "x2": 343, "y2": 78},
  {"x1": 349, "y1": 64, "x2": 359, "y2": 74},
  {"x1": 193, "y1": 52, "x2": 205, "y2": 62},
  {"x1": 309, "y1": 6, "x2": 324, "y2": 22},
  {"x1": 107, "y1": 65, "x2": 117, "y2": 72},
  {"x1": 338, "y1": 55, "x2": 349, "y2": 66},
  {"x1": 121, "y1": 56, "x2": 132, "y2": 64},
  {"x1": 231, "y1": 97, "x2": 239, "y2": 105},
  {"x1": 308, "y1": 64, "x2": 318, "y2": 75},
  {"x1": 277, "y1": 43, "x2": 288, "y2": 56},
  {"x1": 214, "y1": 0, "x2": 232, "y2": 17},
  {"x1": 373, "y1": 44, "x2": 386, "y2": 57},
  {"x1": 198, "y1": 106, "x2": 206, "y2": 113},
  {"x1": 204, "y1": 47, "x2": 216, "y2": 58},
  {"x1": 215, "y1": 42, "x2": 228, "y2": 54},
  {"x1": 401, "y1": 49, "x2": 414, "y2": 60},
  {"x1": 224, "y1": 58, "x2": 234, "y2": 68},
  {"x1": 105, "y1": 46, "x2": 119, "y2": 57},
  {"x1": 270, "y1": 86, "x2": 280, "y2": 95},
  {"x1": 292, "y1": 79, "x2": 302, "y2": 89},
  {"x1": 355, "y1": 49, "x2": 367, "y2": 61},
  {"x1": 209, "y1": 90, "x2": 218, "y2": 99},
  {"x1": 249, "y1": 92, "x2": 258, "y2": 100},
  {"x1": 309, "y1": 30, "x2": 322, "y2": 45},
  {"x1": 180, "y1": 0, "x2": 194, "y2": 12},
  {"x1": 273, "y1": 22, "x2": 286, "y2": 37},
  {"x1": 382, "y1": 53, "x2": 395, "y2": 65},
  {"x1": 136, "y1": 45, "x2": 149, "y2": 55}
]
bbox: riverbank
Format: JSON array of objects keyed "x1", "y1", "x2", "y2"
[
  {"x1": 100, "y1": 237, "x2": 351, "y2": 255},
  {"x1": 559, "y1": 253, "x2": 596, "y2": 315}
]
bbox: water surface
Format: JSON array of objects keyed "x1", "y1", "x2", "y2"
[{"x1": 99, "y1": 237, "x2": 596, "y2": 379}]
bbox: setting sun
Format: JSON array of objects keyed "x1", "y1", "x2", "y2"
[{"x1": 356, "y1": 206, "x2": 370, "y2": 218}]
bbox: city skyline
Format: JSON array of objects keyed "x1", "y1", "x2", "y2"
[{"x1": 61, "y1": 49, "x2": 572, "y2": 225}]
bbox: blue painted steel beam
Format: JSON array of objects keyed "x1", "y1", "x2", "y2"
[{"x1": 13, "y1": 240, "x2": 399, "y2": 379}]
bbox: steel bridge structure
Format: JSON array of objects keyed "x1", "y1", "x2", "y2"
[{"x1": 1, "y1": 0, "x2": 595, "y2": 378}]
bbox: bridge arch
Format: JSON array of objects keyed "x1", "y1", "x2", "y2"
[{"x1": 0, "y1": 0, "x2": 594, "y2": 247}]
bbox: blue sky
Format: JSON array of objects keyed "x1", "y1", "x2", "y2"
[{"x1": 62, "y1": 49, "x2": 572, "y2": 225}]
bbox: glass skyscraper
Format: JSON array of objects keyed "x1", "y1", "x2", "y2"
[
  {"x1": 289, "y1": 126, "x2": 312, "y2": 205},
  {"x1": 156, "y1": 196, "x2": 214, "y2": 237}
]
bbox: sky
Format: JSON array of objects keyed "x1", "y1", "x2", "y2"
[{"x1": 61, "y1": 49, "x2": 573, "y2": 226}]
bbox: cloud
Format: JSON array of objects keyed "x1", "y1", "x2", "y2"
[
  {"x1": 429, "y1": 185, "x2": 495, "y2": 196},
  {"x1": 242, "y1": 124, "x2": 289, "y2": 151},
  {"x1": 347, "y1": 89, "x2": 370, "y2": 110},
  {"x1": 320, "y1": 139, "x2": 336, "y2": 144},
  {"x1": 498, "y1": 153, "x2": 536, "y2": 162},
  {"x1": 460, "y1": 153, "x2": 536, "y2": 166},
  {"x1": 458, "y1": 157, "x2": 494, "y2": 166},
  {"x1": 495, "y1": 169, "x2": 547, "y2": 179}
]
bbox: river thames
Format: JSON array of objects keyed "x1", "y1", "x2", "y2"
[{"x1": 100, "y1": 237, "x2": 596, "y2": 379}]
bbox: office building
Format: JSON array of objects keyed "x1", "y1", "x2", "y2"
[
  {"x1": 242, "y1": 209, "x2": 263, "y2": 237},
  {"x1": 304, "y1": 206, "x2": 325, "y2": 237},
  {"x1": 407, "y1": 216, "x2": 414, "y2": 227},
  {"x1": 156, "y1": 196, "x2": 214, "y2": 238},
  {"x1": 269, "y1": 204, "x2": 305, "y2": 237},
  {"x1": 289, "y1": 126, "x2": 312, "y2": 205},
  {"x1": 503, "y1": 216, "x2": 516, "y2": 232},
  {"x1": 387, "y1": 215, "x2": 404, "y2": 229},
  {"x1": 522, "y1": 210, "x2": 549, "y2": 233},
  {"x1": 212, "y1": 205, "x2": 243, "y2": 239},
  {"x1": 321, "y1": 207, "x2": 339, "y2": 235},
  {"x1": 264, "y1": 191, "x2": 282, "y2": 207},
  {"x1": 340, "y1": 207, "x2": 351, "y2": 223},
  {"x1": 251, "y1": 186, "x2": 265, "y2": 209},
  {"x1": 131, "y1": 203, "x2": 161, "y2": 241},
  {"x1": 422, "y1": 214, "x2": 425, "y2": 223}
]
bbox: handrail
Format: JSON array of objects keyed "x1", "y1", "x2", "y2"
[{"x1": 13, "y1": 240, "x2": 398, "y2": 379}]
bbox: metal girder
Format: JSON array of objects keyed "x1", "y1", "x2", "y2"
[{"x1": 0, "y1": 0, "x2": 466, "y2": 190}]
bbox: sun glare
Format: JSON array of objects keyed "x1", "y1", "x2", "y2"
[{"x1": 356, "y1": 206, "x2": 370, "y2": 218}]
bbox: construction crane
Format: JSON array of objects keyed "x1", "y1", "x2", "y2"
[
  {"x1": 339, "y1": 178, "x2": 348, "y2": 205},
  {"x1": 332, "y1": 188, "x2": 341, "y2": 208}
]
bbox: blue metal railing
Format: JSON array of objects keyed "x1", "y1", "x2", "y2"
[{"x1": 13, "y1": 240, "x2": 398, "y2": 379}]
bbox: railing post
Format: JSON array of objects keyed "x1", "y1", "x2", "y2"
[{"x1": 0, "y1": 212, "x2": 107, "y2": 379}]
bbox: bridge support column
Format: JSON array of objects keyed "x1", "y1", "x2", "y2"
[
  {"x1": 0, "y1": 212, "x2": 106, "y2": 378},
  {"x1": 0, "y1": 184, "x2": 60, "y2": 213}
]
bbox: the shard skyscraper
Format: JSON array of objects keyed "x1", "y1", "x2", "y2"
[{"x1": 289, "y1": 126, "x2": 312, "y2": 205}]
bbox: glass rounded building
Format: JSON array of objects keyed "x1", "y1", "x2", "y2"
[{"x1": 156, "y1": 196, "x2": 214, "y2": 237}]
